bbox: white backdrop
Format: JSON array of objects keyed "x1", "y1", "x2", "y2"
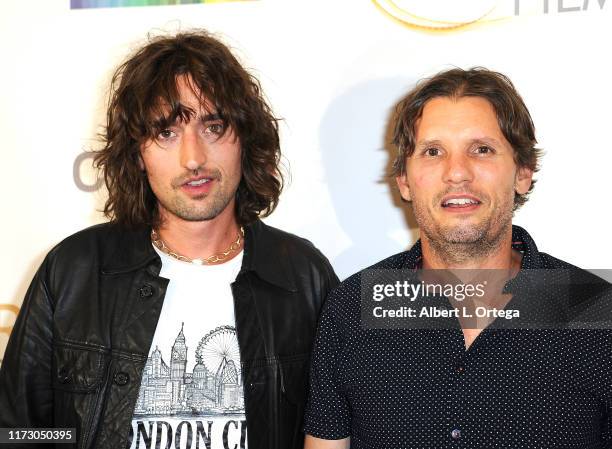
[{"x1": 1, "y1": 0, "x2": 611, "y2": 360}]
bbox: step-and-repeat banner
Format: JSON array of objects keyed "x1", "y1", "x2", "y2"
[{"x1": 1, "y1": 0, "x2": 611, "y2": 362}]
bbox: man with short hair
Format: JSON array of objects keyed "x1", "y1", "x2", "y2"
[
  {"x1": 304, "y1": 68, "x2": 612, "y2": 448},
  {"x1": 0, "y1": 31, "x2": 338, "y2": 449}
]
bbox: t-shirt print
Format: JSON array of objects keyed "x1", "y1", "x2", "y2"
[
  {"x1": 128, "y1": 323, "x2": 246, "y2": 449},
  {"x1": 127, "y1": 248, "x2": 246, "y2": 449}
]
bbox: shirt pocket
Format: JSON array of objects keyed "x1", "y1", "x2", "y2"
[{"x1": 52, "y1": 341, "x2": 109, "y2": 449}]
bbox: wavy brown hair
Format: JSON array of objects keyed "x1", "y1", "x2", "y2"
[
  {"x1": 392, "y1": 67, "x2": 542, "y2": 210},
  {"x1": 94, "y1": 30, "x2": 283, "y2": 227}
]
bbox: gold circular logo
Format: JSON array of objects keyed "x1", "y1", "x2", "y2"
[{"x1": 373, "y1": 0, "x2": 501, "y2": 30}]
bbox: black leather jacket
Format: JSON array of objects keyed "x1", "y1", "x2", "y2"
[{"x1": 0, "y1": 220, "x2": 338, "y2": 449}]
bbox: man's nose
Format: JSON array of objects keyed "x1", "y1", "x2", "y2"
[
  {"x1": 443, "y1": 152, "x2": 474, "y2": 184},
  {"x1": 179, "y1": 128, "x2": 207, "y2": 171}
]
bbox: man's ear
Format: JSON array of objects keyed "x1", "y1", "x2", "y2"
[
  {"x1": 396, "y1": 172, "x2": 412, "y2": 202},
  {"x1": 137, "y1": 153, "x2": 145, "y2": 171},
  {"x1": 515, "y1": 166, "x2": 533, "y2": 195}
]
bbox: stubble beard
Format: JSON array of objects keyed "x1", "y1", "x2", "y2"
[
  {"x1": 164, "y1": 189, "x2": 234, "y2": 222},
  {"x1": 411, "y1": 193, "x2": 514, "y2": 265},
  {"x1": 158, "y1": 173, "x2": 238, "y2": 223}
]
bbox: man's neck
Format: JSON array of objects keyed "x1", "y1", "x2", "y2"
[
  {"x1": 419, "y1": 226, "x2": 522, "y2": 349},
  {"x1": 420, "y1": 227, "x2": 521, "y2": 272},
  {"x1": 155, "y1": 207, "x2": 242, "y2": 263}
]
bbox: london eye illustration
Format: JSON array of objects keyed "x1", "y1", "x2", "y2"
[
  {"x1": 195, "y1": 325, "x2": 243, "y2": 410},
  {"x1": 196, "y1": 325, "x2": 241, "y2": 375}
]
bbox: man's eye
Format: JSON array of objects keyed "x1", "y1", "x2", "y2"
[
  {"x1": 206, "y1": 122, "x2": 225, "y2": 135},
  {"x1": 475, "y1": 145, "x2": 493, "y2": 155},
  {"x1": 158, "y1": 129, "x2": 175, "y2": 140},
  {"x1": 425, "y1": 148, "x2": 440, "y2": 157}
]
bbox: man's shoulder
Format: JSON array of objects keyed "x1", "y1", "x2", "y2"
[
  {"x1": 246, "y1": 220, "x2": 339, "y2": 291},
  {"x1": 250, "y1": 220, "x2": 332, "y2": 266},
  {"x1": 49, "y1": 222, "x2": 135, "y2": 256},
  {"x1": 45, "y1": 222, "x2": 150, "y2": 272},
  {"x1": 330, "y1": 250, "x2": 411, "y2": 299},
  {"x1": 47, "y1": 223, "x2": 110, "y2": 258},
  {"x1": 532, "y1": 251, "x2": 607, "y2": 285},
  {"x1": 533, "y1": 251, "x2": 577, "y2": 270},
  {"x1": 527, "y1": 250, "x2": 612, "y2": 321}
]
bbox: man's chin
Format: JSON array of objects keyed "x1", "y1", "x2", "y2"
[
  {"x1": 438, "y1": 226, "x2": 488, "y2": 245},
  {"x1": 160, "y1": 195, "x2": 233, "y2": 223},
  {"x1": 177, "y1": 204, "x2": 230, "y2": 222}
]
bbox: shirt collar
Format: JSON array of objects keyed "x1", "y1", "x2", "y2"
[
  {"x1": 510, "y1": 224, "x2": 543, "y2": 269},
  {"x1": 239, "y1": 219, "x2": 297, "y2": 291},
  {"x1": 101, "y1": 225, "x2": 159, "y2": 275}
]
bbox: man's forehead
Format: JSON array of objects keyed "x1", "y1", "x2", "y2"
[
  {"x1": 176, "y1": 74, "x2": 215, "y2": 106},
  {"x1": 420, "y1": 96, "x2": 496, "y2": 119},
  {"x1": 414, "y1": 96, "x2": 503, "y2": 140}
]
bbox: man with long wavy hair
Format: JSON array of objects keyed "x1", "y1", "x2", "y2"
[{"x1": 0, "y1": 30, "x2": 338, "y2": 449}]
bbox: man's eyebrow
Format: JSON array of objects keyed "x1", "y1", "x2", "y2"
[
  {"x1": 199, "y1": 113, "x2": 223, "y2": 122},
  {"x1": 470, "y1": 137, "x2": 503, "y2": 147},
  {"x1": 414, "y1": 137, "x2": 504, "y2": 149},
  {"x1": 415, "y1": 139, "x2": 443, "y2": 150}
]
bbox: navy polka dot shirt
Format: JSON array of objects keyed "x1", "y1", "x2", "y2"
[{"x1": 304, "y1": 226, "x2": 612, "y2": 448}]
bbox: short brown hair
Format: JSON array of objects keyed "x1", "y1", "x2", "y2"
[
  {"x1": 392, "y1": 67, "x2": 541, "y2": 209},
  {"x1": 94, "y1": 30, "x2": 283, "y2": 227}
]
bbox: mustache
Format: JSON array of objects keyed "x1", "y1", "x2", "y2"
[{"x1": 172, "y1": 168, "x2": 222, "y2": 188}]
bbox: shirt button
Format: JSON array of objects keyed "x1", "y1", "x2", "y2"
[
  {"x1": 456, "y1": 365, "x2": 465, "y2": 374},
  {"x1": 139, "y1": 284, "x2": 154, "y2": 298},
  {"x1": 451, "y1": 429, "x2": 461, "y2": 440},
  {"x1": 114, "y1": 371, "x2": 130, "y2": 386}
]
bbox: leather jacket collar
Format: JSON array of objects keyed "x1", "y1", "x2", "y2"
[{"x1": 100, "y1": 219, "x2": 297, "y2": 291}]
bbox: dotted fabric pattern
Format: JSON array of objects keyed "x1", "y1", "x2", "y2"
[{"x1": 304, "y1": 226, "x2": 612, "y2": 449}]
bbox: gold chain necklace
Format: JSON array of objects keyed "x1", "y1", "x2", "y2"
[{"x1": 151, "y1": 227, "x2": 244, "y2": 265}]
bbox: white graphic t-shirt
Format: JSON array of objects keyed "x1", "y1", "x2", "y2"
[{"x1": 128, "y1": 247, "x2": 246, "y2": 449}]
